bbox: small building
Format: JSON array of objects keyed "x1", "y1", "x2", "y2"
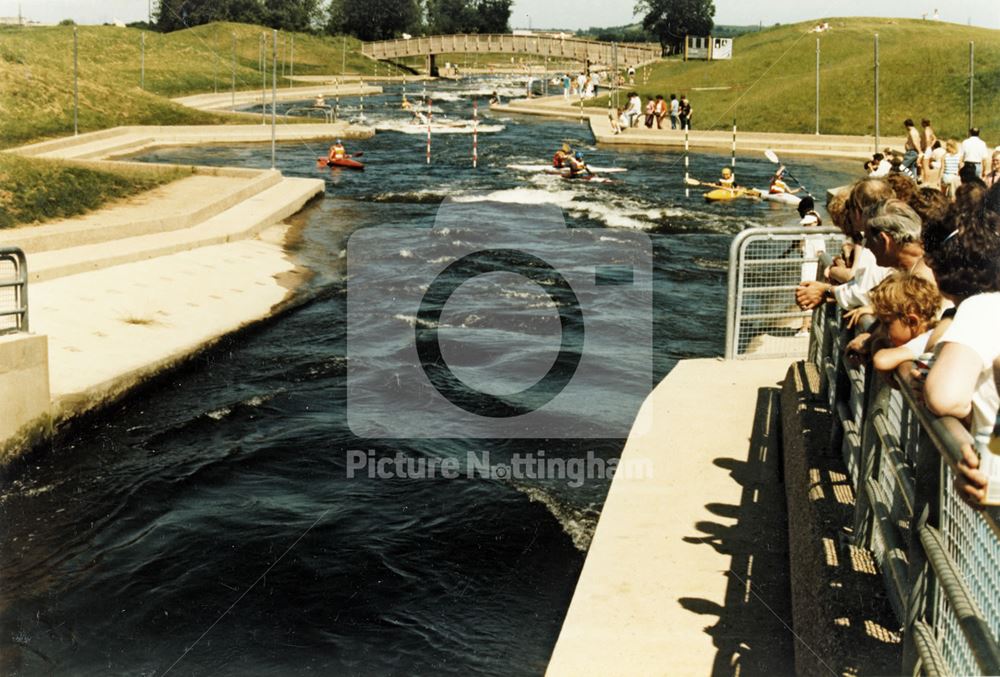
[{"x1": 684, "y1": 35, "x2": 733, "y2": 61}]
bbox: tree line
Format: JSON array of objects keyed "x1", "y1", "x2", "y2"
[
  {"x1": 154, "y1": 0, "x2": 714, "y2": 55},
  {"x1": 154, "y1": 0, "x2": 513, "y2": 40}
]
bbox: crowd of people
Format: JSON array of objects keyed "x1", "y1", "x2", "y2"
[
  {"x1": 607, "y1": 92, "x2": 692, "y2": 135},
  {"x1": 864, "y1": 121, "x2": 999, "y2": 197},
  {"x1": 793, "y1": 135, "x2": 1000, "y2": 506}
]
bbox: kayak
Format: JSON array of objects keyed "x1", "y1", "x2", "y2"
[
  {"x1": 507, "y1": 163, "x2": 628, "y2": 174},
  {"x1": 561, "y1": 173, "x2": 616, "y2": 183},
  {"x1": 704, "y1": 187, "x2": 760, "y2": 202},
  {"x1": 761, "y1": 191, "x2": 801, "y2": 205},
  {"x1": 317, "y1": 156, "x2": 365, "y2": 170}
]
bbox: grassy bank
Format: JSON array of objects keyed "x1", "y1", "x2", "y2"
[
  {"x1": 0, "y1": 154, "x2": 187, "y2": 228},
  {"x1": 591, "y1": 18, "x2": 1000, "y2": 139},
  {"x1": 0, "y1": 22, "x2": 383, "y2": 148}
]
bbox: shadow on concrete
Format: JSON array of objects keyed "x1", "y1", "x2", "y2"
[{"x1": 679, "y1": 385, "x2": 795, "y2": 676}]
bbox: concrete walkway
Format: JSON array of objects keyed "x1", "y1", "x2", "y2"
[
  {"x1": 495, "y1": 95, "x2": 902, "y2": 159},
  {"x1": 548, "y1": 357, "x2": 795, "y2": 676},
  {"x1": 173, "y1": 82, "x2": 382, "y2": 112}
]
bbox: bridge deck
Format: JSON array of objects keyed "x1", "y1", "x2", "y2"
[{"x1": 362, "y1": 34, "x2": 660, "y2": 67}]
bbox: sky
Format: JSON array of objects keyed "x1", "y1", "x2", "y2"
[{"x1": 2, "y1": 0, "x2": 998, "y2": 30}]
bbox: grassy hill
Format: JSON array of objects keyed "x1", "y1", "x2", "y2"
[
  {"x1": 596, "y1": 17, "x2": 1000, "y2": 139},
  {"x1": 0, "y1": 22, "x2": 386, "y2": 148}
]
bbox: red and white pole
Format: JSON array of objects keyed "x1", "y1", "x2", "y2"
[
  {"x1": 473, "y1": 99, "x2": 478, "y2": 168},
  {"x1": 426, "y1": 98, "x2": 432, "y2": 165}
]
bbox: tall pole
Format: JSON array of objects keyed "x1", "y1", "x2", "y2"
[
  {"x1": 815, "y1": 38, "x2": 820, "y2": 135},
  {"x1": 140, "y1": 31, "x2": 145, "y2": 90},
  {"x1": 260, "y1": 33, "x2": 266, "y2": 124},
  {"x1": 231, "y1": 32, "x2": 236, "y2": 112},
  {"x1": 684, "y1": 128, "x2": 690, "y2": 198},
  {"x1": 873, "y1": 33, "x2": 879, "y2": 152},
  {"x1": 271, "y1": 29, "x2": 276, "y2": 170},
  {"x1": 73, "y1": 27, "x2": 79, "y2": 136},
  {"x1": 731, "y1": 118, "x2": 736, "y2": 167},
  {"x1": 289, "y1": 34, "x2": 294, "y2": 88},
  {"x1": 968, "y1": 41, "x2": 974, "y2": 128}
]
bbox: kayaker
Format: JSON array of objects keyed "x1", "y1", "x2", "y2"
[
  {"x1": 552, "y1": 144, "x2": 572, "y2": 169},
  {"x1": 328, "y1": 139, "x2": 347, "y2": 163},
  {"x1": 567, "y1": 151, "x2": 591, "y2": 178},
  {"x1": 769, "y1": 167, "x2": 800, "y2": 195},
  {"x1": 401, "y1": 95, "x2": 412, "y2": 110},
  {"x1": 313, "y1": 95, "x2": 326, "y2": 107},
  {"x1": 718, "y1": 167, "x2": 735, "y2": 190}
]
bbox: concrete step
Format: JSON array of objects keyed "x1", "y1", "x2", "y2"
[
  {"x1": 27, "y1": 177, "x2": 323, "y2": 282},
  {"x1": 34, "y1": 134, "x2": 153, "y2": 161},
  {"x1": 0, "y1": 171, "x2": 283, "y2": 255}
]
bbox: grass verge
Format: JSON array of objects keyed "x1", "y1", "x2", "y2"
[
  {"x1": 588, "y1": 17, "x2": 999, "y2": 139},
  {"x1": 0, "y1": 154, "x2": 187, "y2": 228}
]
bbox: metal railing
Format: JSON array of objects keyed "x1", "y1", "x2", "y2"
[
  {"x1": 361, "y1": 34, "x2": 661, "y2": 67},
  {"x1": 810, "y1": 287, "x2": 1000, "y2": 675},
  {"x1": 0, "y1": 247, "x2": 28, "y2": 335},
  {"x1": 725, "y1": 226, "x2": 844, "y2": 359}
]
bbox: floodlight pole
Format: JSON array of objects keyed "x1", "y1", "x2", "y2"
[
  {"x1": 873, "y1": 33, "x2": 879, "y2": 152},
  {"x1": 968, "y1": 41, "x2": 974, "y2": 128},
  {"x1": 231, "y1": 32, "x2": 236, "y2": 112},
  {"x1": 73, "y1": 27, "x2": 79, "y2": 136},
  {"x1": 141, "y1": 32, "x2": 145, "y2": 90},
  {"x1": 815, "y1": 38, "x2": 820, "y2": 135},
  {"x1": 289, "y1": 34, "x2": 294, "y2": 88},
  {"x1": 271, "y1": 29, "x2": 277, "y2": 170}
]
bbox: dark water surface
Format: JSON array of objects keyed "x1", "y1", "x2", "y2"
[{"x1": 0, "y1": 77, "x2": 858, "y2": 676}]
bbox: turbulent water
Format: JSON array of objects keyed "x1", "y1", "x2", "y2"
[{"x1": 0, "y1": 76, "x2": 858, "y2": 676}]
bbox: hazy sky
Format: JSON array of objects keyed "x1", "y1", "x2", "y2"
[{"x1": 3, "y1": 0, "x2": 998, "y2": 30}]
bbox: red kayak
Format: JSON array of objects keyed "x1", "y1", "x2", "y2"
[{"x1": 317, "y1": 156, "x2": 365, "y2": 171}]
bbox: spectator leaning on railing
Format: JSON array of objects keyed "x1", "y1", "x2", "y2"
[{"x1": 922, "y1": 184, "x2": 1000, "y2": 505}]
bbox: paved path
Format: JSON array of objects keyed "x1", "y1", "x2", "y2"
[
  {"x1": 173, "y1": 82, "x2": 382, "y2": 112},
  {"x1": 495, "y1": 95, "x2": 902, "y2": 159},
  {"x1": 548, "y1": 357, "x2": 795, "y2": 676}
]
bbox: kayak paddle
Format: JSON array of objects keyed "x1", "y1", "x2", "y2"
[{"x1": 764, "y1": 149, "x2": 811, "y2": 197}]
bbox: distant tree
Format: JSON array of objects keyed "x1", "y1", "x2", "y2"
[
  {"x1": 426, "y1": 0, "x2": 511, "y2": 34},
  {"x1": 635, "y1": 0, "x2": 714, "y2": 54},
  {"x1": 155, "y1": 0, "x2": 322, "y2": 33},
  {"x1": 326, "y1": 0, "x2": 421, "y2": 40},
  {"x1": 263, "y1": 0, "x2": 321, "y2": 32},
  {"x1": 58, "y1": 18, "x2": 76, "y2": 26}
]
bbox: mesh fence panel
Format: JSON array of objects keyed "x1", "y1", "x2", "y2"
[
  {"x1": 730, "y1": 230, "x2": 844, "y2": 359},
  {"x1": 937, "y1": 461, "x2": 1000, "y2": 674}
]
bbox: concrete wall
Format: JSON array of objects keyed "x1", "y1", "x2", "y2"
[{"x1": 0, "y1": 333, "x2": 51, "y2": 463}]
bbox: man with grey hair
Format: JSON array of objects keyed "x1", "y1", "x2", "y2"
[{"x1": 796, "y1": 198, "x2": 929, "y2": 311}]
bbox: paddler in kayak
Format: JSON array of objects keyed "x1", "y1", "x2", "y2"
[
  {"x1": 327, "y1": 139, "x2": 347, "y2": 163},
  {"x1": 401, "y1": 94, "x2": 412, "y2": 111},
  {"x1": 769, "y1": 166, "x2": 801, "y2": 196},
  {"x1": 566, "y1": 151, "x2": 593, "y2": 178},
  {"x1": 552, "y1": 143, "x2": 572, "y2": 169}
]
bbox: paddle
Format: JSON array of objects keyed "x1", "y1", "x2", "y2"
[{"x1": 764, "y1": 149, "x2": 811, "y2": 196}]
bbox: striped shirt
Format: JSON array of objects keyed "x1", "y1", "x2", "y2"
[{"x1": 943, "y1": 153, "x2": 961, "y2": 177}]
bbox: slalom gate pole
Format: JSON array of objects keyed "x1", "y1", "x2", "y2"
[
  {"x1": 732, "y1": 118, "x2": 736, "y2": 167},
  {"x1": 426, "y1": 98, "x2": 432, "y2": 164},
  {"x1": 684, "y1": 128, "x2": 690, "y2": 198},
  {"x1": 473, "y1": 99, "x2": 478, "y2": 168}
]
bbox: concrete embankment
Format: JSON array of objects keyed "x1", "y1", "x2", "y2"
[
  {"x1": 494, "y1": 95, "x2": 900, "y2": 160},
  {"x1": 172, "y1": 82, "x2": 382, "y2": 112},
  {"x1": 0, "y1": 122, "x2": 354, "y2": 463},
  {"x1": 547, "y1": 357, "x2": 795, "y2": 676}
]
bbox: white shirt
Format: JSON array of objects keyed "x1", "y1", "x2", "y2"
[
  {"x1": 937, "y1": 292, "x2": 1000, "y2": 437},
  {"x1": 832, "y1": 247, "x2": 892, "y2": 309},
  {"x1": 626, "y1": 96, "x2": 642, "y2": 115},
  {"x1": 961, "y1": 136, "x2": 989, "y2": 164},
  {"x1": 669, "y1": 99, "x2": 679, "y2": 115},
  {"x1": 870, "y1": 159, "x2": 892, "y2": 177}
]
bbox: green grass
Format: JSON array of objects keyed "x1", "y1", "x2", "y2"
[
  {"x1": 591, "y1": 17, "x2": 1000, "y2": 139},
  {"x1": 0, "y1": 153, "x2": 187, "y2": 228},
  {"x1": 0, "y1": 22, "x2": 388, "y2": 148}
]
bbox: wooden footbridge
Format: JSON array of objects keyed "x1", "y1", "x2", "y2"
[{"x1": 360, "y1": 33, "x2": 661, "y2": 74}]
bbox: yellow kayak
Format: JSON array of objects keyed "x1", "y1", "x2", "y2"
[{"x1": 703, "y1": 187, "x2": 760, "y2": 202}]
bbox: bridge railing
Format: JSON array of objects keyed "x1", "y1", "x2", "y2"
[
  {"x1": 0, "y1": 247, "x2": 29, "y2": 335},
  {"x1": 361, "y1": 34, "x2": 661, "y2": 66},
  {"x1": 810, "y1": 275, "x2": 1000, "y2": 675}
]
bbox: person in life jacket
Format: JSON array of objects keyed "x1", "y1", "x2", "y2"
[
  {"x1": 567, "y1": 151, "x2": 591, "y2": 177},
  {"x1": 328, "y1": 139, "x2": 346, "y2": 163},
  {"x1": 769, "y1": 166, "x2": 800, "y2": 194},
  {"x1": 719, "y1": 166, "x2": 735, "y2": 190},
  {"x1": 553, "y1": 143, "x2": 572, "y2": 168}
]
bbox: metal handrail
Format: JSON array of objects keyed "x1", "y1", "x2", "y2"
[
  {"x1": 810, "y1": 298, "x2": 1000, "y2": 675},
  {"x1": 0, "y1": 247, "x2": 28, "y2": 334}
]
